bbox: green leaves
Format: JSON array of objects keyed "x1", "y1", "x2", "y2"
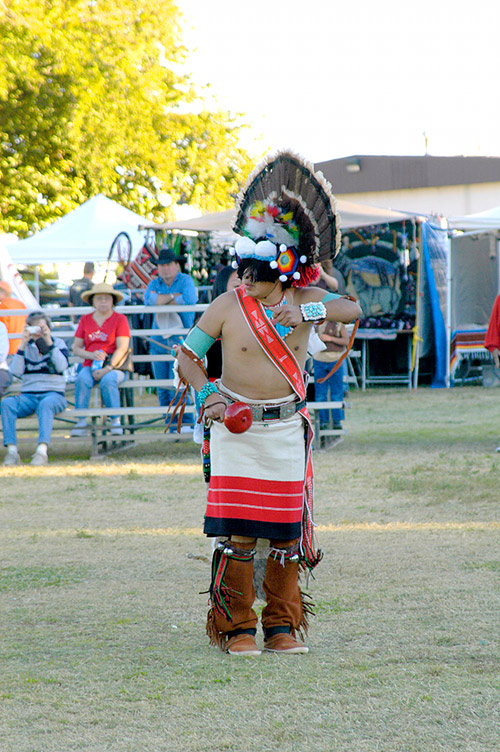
[{"x1": 0, "y1": 0, "x2": 252, "y2": 235}]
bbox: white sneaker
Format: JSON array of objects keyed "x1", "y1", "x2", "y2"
[
  {"x1": 109, "y1": 418, "x2": 123, "y2": 436},
  {"x1": 71, "y1": 420, "x2": 88, "y2": 437},
  {"x1": 71, "y1": 427, "x2": 88, "y2": 437},
  {"x1": 3, "y1": 450, "x2": 20, "y2": 466},
  {"x1": 30, "y1": 451, "x2": 48, "y2": 466}
]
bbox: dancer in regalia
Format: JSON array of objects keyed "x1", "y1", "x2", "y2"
[{"x1": 176, "y1": 151, "x2": 361, "y2": 655}]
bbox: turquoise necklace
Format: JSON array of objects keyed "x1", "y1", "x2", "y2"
[{"x1": 261, "y1": 293, "x2": 292, "y2": 338}]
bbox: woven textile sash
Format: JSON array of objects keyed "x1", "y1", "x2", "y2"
[{"x1": 235, "y1": 285, "x2": 321, "y2": 570}]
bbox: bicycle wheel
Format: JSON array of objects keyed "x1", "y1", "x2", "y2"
[{"x1": 108, "y1": 231, "x2": 132, "y2": 267}]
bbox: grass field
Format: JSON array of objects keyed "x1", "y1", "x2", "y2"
[{"x1": 1, "y1": 386, "x2": 499, "y2": 752}]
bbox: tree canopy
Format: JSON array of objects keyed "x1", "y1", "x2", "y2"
[{"x1": 0, "y1": 0, "x2": 254, "y2": 236}]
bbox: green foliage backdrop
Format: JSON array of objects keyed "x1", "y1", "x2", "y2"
[{"x1": 0, "y1": 0, "x2": 254, "y2": 235}]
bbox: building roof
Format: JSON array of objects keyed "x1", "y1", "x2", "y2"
[{"x1": 314, "y1": 155, "x2": 500, "y2": 194}]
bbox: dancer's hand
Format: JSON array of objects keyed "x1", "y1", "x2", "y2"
[
  {"x1": 272, "y1": 304, "x2": 303, "y2": 328},
  {"x1": 203, "y1": 394, "x2": 227, "y2": 423}
]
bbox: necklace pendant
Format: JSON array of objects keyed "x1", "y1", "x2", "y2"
[
  {"x1": 263, "y1": 306, "x2": 292, "y2": 338},
  {"x1": 275, "y1": 322, "x2": 292, "y2": 338}
]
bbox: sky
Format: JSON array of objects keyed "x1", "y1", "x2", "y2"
[{"x1": 177, "y1": 0, "x2": 500, "y2": 163}]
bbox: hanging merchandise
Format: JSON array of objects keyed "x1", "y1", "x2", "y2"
[
  {"x1": 335, "y1": 221, "x2": 415, "y2": 328},
  {"x1": 117, "y1": 237, "x2": 159, "y2": 291}
]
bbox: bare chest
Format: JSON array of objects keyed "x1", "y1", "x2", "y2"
[{"x1": 221, "y1": 307, "x2": 310, "y2": 365}]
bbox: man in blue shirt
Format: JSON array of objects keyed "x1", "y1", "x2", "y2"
[{"x1": 144, "y1": 248, "x2": 198, "y2": 422}]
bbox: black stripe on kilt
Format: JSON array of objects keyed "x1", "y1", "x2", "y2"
[{"x1": 204, "y1": 516, "x2": 301, "y2": 542}]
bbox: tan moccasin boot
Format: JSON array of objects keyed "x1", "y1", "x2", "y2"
[
  {"x1": 263, "y1": 631, "x2": 309, "y2": 654},
  {"x1": 225, "y1": 632, "x2": 261, "y2": 657}
]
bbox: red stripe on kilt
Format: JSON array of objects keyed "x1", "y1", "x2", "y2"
[
  {"x1": 209, "y1": 476, "x2": 303, "y2": 493},
  {"x1": 207, "y1": 475, "x2": 303, "y2": 524},
  {"x1": 206, "y1": 500, "x2": 303, "y2": 524}
]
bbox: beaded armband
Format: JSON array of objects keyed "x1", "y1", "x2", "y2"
[
  {"x1": 299, "y1": 301, "x2": 327, "y2": 323},
  {"x1": 198, "y1": 381, "x2": 219, "y2": 408}
]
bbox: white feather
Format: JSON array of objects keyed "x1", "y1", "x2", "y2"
[
  {"x1": 244, "y1": 217, "x2": 296, "y2": 248},
  {"x1": 254, "y1": 240, "x2": 277, "y2": 259},
  {"x1": 234, "y1": 236, "x2": 257, "y2": 256}
]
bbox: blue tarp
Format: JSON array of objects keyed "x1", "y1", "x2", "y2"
[{"x1": 421, "y1": 223, "x2": 448, "y2": 388}]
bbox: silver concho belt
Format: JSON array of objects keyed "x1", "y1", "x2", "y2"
[{"x1": 248, "y1": 399, "x2": 306, "y2": 422}]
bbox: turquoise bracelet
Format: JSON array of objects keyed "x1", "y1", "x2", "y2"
[
  {"x1": 300, "y1": 301, "x2": 327, "y2": 322},
  {"x1": 198, "y1": 381, "x2": 219, "y2": 407}
]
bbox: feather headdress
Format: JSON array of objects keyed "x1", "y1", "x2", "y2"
[{"x1": 231, "y1": 149, "x2": 341, "y2": 287}]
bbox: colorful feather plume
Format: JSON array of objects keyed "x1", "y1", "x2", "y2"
[{"x1": 233, "y1": 149, "x2": 341, "y2": 268}]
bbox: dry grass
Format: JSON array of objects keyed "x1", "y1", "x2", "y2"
[{"x1": 1, "y1": 386, "x2": 499, "y2": 752}]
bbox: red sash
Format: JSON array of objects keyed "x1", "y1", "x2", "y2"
[
  {"x1": 235, "y1": 286, "x2": 322, "y2": 569},
  {"x1": 235, "y1": 286, "x2": 305, "y2": 399}
]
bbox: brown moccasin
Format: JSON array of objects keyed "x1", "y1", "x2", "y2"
[
  {"x1": 225, "y1": 633, "x2": 261, "y2": 657},
  {"x1": 263, "y1": 632, "x2": 309, "y2": 654}
]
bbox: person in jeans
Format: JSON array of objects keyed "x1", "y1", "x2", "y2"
[
  {"x1": 1, "y1": 312, "x2": 69, "y2": 466},
  {"x1": 144, "y1": 248, "x2": 197, "y2": 429},
  {"x1": 71, "y1": 283, "x2": 131, "y2": 437},
  {"x1": 312, "y1": 320, "x2": 349, "y2": 431}
]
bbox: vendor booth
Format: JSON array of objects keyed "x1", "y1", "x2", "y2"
[
  {"x1": 335, "y1": 218, "x2": 418, "y2": 389},
  {"x1": 137, "y1": 201, "x2": 445, "y2": 389},
  {"x1": 138, "y1": 201, "x2": 415, "y2": 281},
  {"x1": 446, "y1": 208, "x2": 500, "y2": 384}
]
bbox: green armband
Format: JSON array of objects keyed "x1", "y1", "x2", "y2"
[
  {"x1": 183, "y1": 326, "x2": 216, "y2": 359},
  {"x1": 322, "y1": 292, "x2": 342, "y2": 302}
]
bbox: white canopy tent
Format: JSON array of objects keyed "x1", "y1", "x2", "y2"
[
  {"x1": 138, "y1": 199, "x2": 413, "y2": 235},
  {"x1": 433, "y1": 207, "x2": 500, "y2": 384},
  {"x1": 448, "y1": 206, "x2": 500, "y2": 231},
  {"x1": 7, "y1": 194, "x2": 149, "y2": 265},
  {"x1": 447, "y1": 207, "x2": 500, "y2": 332}
]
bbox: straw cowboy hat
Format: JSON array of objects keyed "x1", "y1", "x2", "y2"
[{"x1": 81, "y1": 282, "x2": 124, "y2": 305}]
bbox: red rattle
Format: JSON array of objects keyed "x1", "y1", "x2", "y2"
[{"x1": 224, "y1": 402, "x2": 253, "y2": 434}]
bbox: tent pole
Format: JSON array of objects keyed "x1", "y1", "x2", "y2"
[
  {"x1": 34, "y1": 265, "x2": 40, "y2": 303},
  {"x1": 411, "y1": 219, "x2": 422, "y2": 388},
  {"x1": 444, "y1": 219, "x2": 452, "y2": 388}
]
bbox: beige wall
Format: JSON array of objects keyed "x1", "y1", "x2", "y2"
[{"x1": 336, "y1": 182, "x2": 500, "y2": 218}]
